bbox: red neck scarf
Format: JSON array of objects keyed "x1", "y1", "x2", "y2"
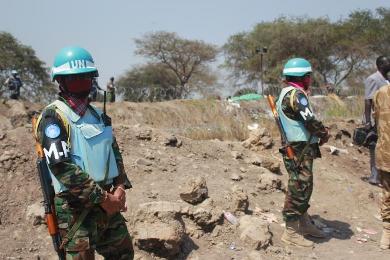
[{"x1": 60, "y1": 92, "x2": 89, "y2": 116}]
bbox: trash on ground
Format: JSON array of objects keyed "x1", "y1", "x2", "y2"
[{"x1": 223, "y1": 211, "x2": 238, "y2": 225}]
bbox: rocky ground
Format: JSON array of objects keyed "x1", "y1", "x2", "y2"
[{"x1": 0, "y1": 98, "x2": 388, "y2": 260}]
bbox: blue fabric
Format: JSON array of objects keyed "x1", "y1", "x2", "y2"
[
  {"x1": 276, "y1": 86, "x2": 318, "y2": 143},
  {"x1": 48, "y1": 100, "x2": 119, "y2": 193}
]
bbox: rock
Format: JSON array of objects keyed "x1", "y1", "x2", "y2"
[
  {"x1": 250, "y1": 156, "x2": 280, "y2": 174},
  {"x1": 257, "y1": 169, "x2": 283, "y2": 193},
  {"x1": 260, "y1": 158, "x2": 280, "y2": 174},
  {"x1": 211, "y1": 225, "x2": 223, "y2": 237},
  {"x1": 239, "y1": 215, "x2": 272, "y2": 250},
  {"x1": 243, "y1": 250, "x2": 264, "y2": 260},
  {"x1": 0, "y1": 115, "x2": 12, "y2": 130},
  {"x1": 230, "y1": 173, "x2": 242, "y2": 181},
  {"x1": 135, "y1": 158, "x2": 153, "y2": 166},
  {"x1": 183, "y1": 218, "x2": 204, "y2": 238},
  {"x1": 242, "y1": 127, "x2": 273, "y2": 150},
  {"x1": 164, "y1": 134, "x2": 181, "y2": 147},
  {"x1": 180, "y1": 177, "x2": 208, "y2": 204},
  {"x1": 133, "y1": 201, "x2": 187, "y2": 257},
  {"x1": 192, "y1": 199, "x2": 223, "y2": 229},
  {"x1": 134, "y1": 220, "x2": 184, "y2": 257},
  {"x1": 231, "y1": 151, "x2": 244, "y2": 160},
  {"x1": 0, "y1": 150, "x2": 21, "y2": 162},
  {"x1": 259, "y1": 136, "x2": 273, "y2": 149},
  {"x1": 227, "y1": 186, "x2": 249, "y2": 213},
  {"x1": 135, "y1": 129, "x2": 152, "y2": 140},
  {"x1": 26, "y1": 202, "x2": 44, "y2": 224},
  {"x1": 8, "y1": 100, "x2": 28, "y2": 127},
  {"x1": 135, "y1": 201, "x2": 192, "y2": 216}
]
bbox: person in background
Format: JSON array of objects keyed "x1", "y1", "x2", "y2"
[
  {"x1": 89, "y1": 78, "x2": 101, "y2": 101},
  {"x1": 107, "y1": 76, "x2": 116, "y2": 102},
  {"x1": 363, "y1": 56, "x2": 390, "y2": 186},
  {"x1": 4, "y1": 70, "x2": 23, "y2": 99}
]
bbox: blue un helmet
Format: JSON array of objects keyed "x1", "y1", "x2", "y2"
[
  {"x1": 51, "y1": 46, "x2": 99, "y2": 81},
  {"x1": 282, "y1": 58, "x2": 312, "y2": 77}
]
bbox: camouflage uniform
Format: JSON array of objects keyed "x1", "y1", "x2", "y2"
[
  {"x1": 106, "y1": 81, "x2": 116, "y2": 103},
  {"x1": 36, "y1": 99, "x2": 133, "y2": 259},
  {"x1": 373, "y1": 85, "x2": 390, "y2": 223},
  {"x1": 278, "y1": 89, "x2": 328, "y2": 222}
]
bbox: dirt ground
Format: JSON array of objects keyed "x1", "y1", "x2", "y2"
[{"x1": 0, "y1": 98, "x2": 388, "y2": 260}]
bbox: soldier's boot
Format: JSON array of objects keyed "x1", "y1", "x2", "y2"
[
  {"x1": 300, "y1": 212, "x2": 326, "y2": 238},
  {"x1": 281, "y1": 220, "x2": 314, "y2": 247},
  {"x1": 380, "y1": 222, "x2": 390, "y2": 250}
]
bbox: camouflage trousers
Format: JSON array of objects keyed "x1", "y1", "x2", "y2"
[
  {"x1": 54, "y1": 197, "x2": 134, "y2": 260},
  {"x1": 379, "y1": 170, "x2": 390, "y2": 222},
  {"x1": 282, "y1": 155, "x2": 314, "y2": 222}
]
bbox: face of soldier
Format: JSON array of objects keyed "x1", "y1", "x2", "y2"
[
  {"x1": 59, "y1": 75, "x2": 92, "y2": 97},
  {"x1": 66, "y1": 78, "x2": 92, "y2": 94},
  {"x1": 302, "y1": 74, "x2": 311, "y2": 90}
]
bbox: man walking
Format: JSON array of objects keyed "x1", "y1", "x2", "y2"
[{"x1": 276, "y1": 58, "x2": 330, "y2": 247}]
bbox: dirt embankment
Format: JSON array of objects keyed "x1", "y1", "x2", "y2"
[{"x1": 0, "y1": 97, "x2": 387, "y2": 260}]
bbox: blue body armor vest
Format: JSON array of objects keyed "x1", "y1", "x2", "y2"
[
  {"x1": 45, "y1": 100, "x2": 119, "y2": 193},
  {"x1": 276, "y1": 86, "x2": 319, "y2": 144}
]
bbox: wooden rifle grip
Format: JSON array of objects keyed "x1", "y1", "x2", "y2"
[{"x1": 286, "y1": 146, "x2": 295, "y2": 160}]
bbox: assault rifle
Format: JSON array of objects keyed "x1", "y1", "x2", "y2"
[
  {"x1": 32, "y1": 116, "x2": 66, "y2": 260},
  {"x1": 267, "y1": 95, "x2": 311, "y2": 169},
  {"x1": 267, "y1": 95, "x2": 295, "y2": 159}
]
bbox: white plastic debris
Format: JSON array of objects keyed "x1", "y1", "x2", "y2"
[{"x1": 223, "y1": 211, "x2": 238, "y2": 225}]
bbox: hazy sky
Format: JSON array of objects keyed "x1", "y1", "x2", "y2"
[{"x1": 1, "y1": 0, "x2": 389, "y2": 86}]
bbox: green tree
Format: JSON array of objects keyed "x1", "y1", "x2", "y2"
[
  {"x1": 223, "y1": 8, "x2": 390, "y2": 92},
  {"x1": 134, "y1": 31, "x2": 219, "y2": 98},
  {"x1": 0, "y1": 32, "x2": 54, "y2": 101},
  {"x1": 117, "y1": 63, "x2": 179, "y2": 102}
]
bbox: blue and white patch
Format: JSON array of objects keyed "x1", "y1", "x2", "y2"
[
  {"x1": 45, "y1": 124, "x2": 61, "y2": 139},
  {"x1": 299, "y1": 96, "x2": 308, "y2": 106}
]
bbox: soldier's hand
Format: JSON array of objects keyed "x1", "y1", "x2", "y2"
[
  {"x1": 100, "y1": 192, "x2": 122, "y2": 215},
  {"x1": 319, "y1": 127, "x2": 330, "y2": 146},
  {"x1": 113, "y1": 185, "x2": 126, "y2": 210}
]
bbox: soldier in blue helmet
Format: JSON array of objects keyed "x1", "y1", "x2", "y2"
[
  {"x1": 34, "y1": 46, "x2": 133, "y2": 259},
  {"x1": 4, "y1": 70, "x2": 23, "y2": 99},
  {"x1": 276, "y1": 58, "x2": 330, "y2": 247}
]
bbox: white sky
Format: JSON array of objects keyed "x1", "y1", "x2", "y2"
[{"x1": 0, "y1": 0, "x2": 389, "y2": 85}]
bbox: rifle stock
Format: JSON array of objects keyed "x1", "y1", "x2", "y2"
[{"x1": 32, "y1": 116, "x2": 66, "y2": 260}]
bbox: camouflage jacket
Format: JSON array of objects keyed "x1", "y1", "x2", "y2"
[
  {"x1": 279, "y1": 88, "x2": 328, "y2": 158},
  {"x1": 36, "y1": 100, "x2": 131, "y2": 209}
]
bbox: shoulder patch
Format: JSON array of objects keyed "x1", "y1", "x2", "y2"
[
  {"x1": 299, "y1": 96, "x2": 308, "y2": 106},
  {"x1": 45, "y1": 124, "x2": 61, "y2": 139}
]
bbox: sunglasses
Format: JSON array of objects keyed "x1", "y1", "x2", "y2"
[{"x1": 63, "y1": 74, "x2": 93, "y2": 81}]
